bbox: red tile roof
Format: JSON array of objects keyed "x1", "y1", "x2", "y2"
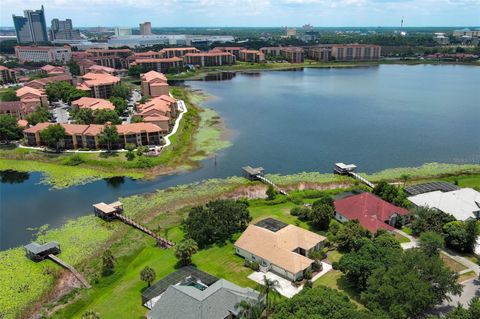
[{"x1": 334, "y1": 193, "x2": 409, "y2": 233}]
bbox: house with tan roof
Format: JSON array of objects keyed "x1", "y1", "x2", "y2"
[
  {"x1": 234, "y1": 218, "x2": 326, "y2": 281},
  {"x1": 140, "y1": 71, "x2": 169, "y2": 97},
  {"x1": 71, "y1": 97, "x2": 115, "y2": 111},
  {"x1": 77, "y1": 72, "x2": 121, "y2": 99}
]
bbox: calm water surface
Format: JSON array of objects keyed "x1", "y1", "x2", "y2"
[{"x1": 1, "y1": 65, "x2": 479, "y2": 249}]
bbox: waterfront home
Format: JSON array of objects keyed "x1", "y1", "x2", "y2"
[
  {"x1": 333, "y1": 192, "x2": 410, "y2": 233},
  {"x1": 76, "y1": 72, "x2": 121, "y2": 99},
  {"x1": 408, "y1": 187, "x2": 480, "y2": 221},
  {"x1": 24, "y1": 122, "x2": 166, "y2": 150},
  {"x1": 234, "y1": 218, "x2": 326, "y2": 281},
  {"x1": 144, "y1": 266, "x2": 261, "y2": 319},
  {"x1": 259, "y1": 47, "x2": 304, "y2": 63},
  {"x1": 71, "y1": 97, "x2": 115, "y2": 111},
  {"x1": 24, "y1": 241, "x2": 60, "y2": 261},
  {"x1": 140, "y1": 71, "x2": 169, "y2": 97}
]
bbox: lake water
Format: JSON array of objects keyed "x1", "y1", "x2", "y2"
[{"x1": 1, "y1": 65, "x2": 479, "y2": 250}]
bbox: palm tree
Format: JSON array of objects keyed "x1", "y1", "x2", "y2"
[
  {"x1": 235, "y1": 299, "x2": 264, "y2": 319},
  {"x1": 259, "y1": 276, "x2": 280, "y2": 318},
  {"x1": 400, "y1": 174, "x2": 410, "y2": 187}
]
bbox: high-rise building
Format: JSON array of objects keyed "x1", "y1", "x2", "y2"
[
  {"x1": 51, "y1": 18, "x2": 81, "y2": 42},
  {"x1": 12, "y1": 5, "x2": 48, "y2": 43},
  {"x1": 139, "y1": 22, "x2": 152, "y2": 35}
]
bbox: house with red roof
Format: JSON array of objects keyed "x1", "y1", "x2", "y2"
[{"x1": 333, "y1": 192, "x2": 410, "y2": 233}]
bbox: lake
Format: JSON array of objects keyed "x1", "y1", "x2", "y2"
[{"x1": 1, "y1": 64, "x2": 479, "y2": 250}]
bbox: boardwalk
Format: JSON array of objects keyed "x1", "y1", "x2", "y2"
[
  {"x1": 48, "y1": 254, "x2": 91, "y2": 288},
  {"x1": 113, "y1": 213, "x2": 174, "y2": 248},
  {"x1": 256, "y1": 175, "x2": 288, "y2": 195},
  {"x1": 349, "y1": 172, "x2": 375, "y2": 188}
]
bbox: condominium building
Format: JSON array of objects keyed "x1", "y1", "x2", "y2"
[
  {"x1": 12, "y1": 5, "x2": 48, "y2": 43},
  {"x1": 50, "y1": 18, "x2": 81, "y2": 42},
  {"x1": 25, "y1": 74, "x2": 73, "y2": 90},
  {"x1": 331, "y1": 44, "x2": 381, "y2": 61},
  {"x1": 140, "y1": 71, "x2": 169, "y2": 97},
  {"x1": 130, "y1": 57, "x2": 183, "y2": 74},
  {"x1": 76, "y1": 72, "x2": 121, "y2": 99},
  {"x1": 0, "y1": 66, "x2": 17, "y2": 84},
  {"x1": 24, "y1": 122, "x2": 166, "y2": 150},
  {"x1": 87, "y1": 65, "x2": 116, "y2": 75},
  {"x1": 139, "y1": 22, "x2": 152, "y2": 35},
  {"x1": 211, "y1": 47, "x2": 246, "y2": 58},
  {"x1": 40, "y1": 64, "x2": 67, "y2": 75},
  {"x1": 160, "y1": 47, "x2": 200, "y2": 58},
  {"x1": 135, "y1": 95, "x2": 177, "y2": 131},
  {"x1": 306, "y1": 46, "x2": 332, "y2": 61},
  {"x1": 132, "y1": 51, "x2": 163, "y2": 60},
  {"x1": 71, "y1": 97, "x2": 115, "y2": 111},
  {"x1": 84, "y1": 49, "x2": 132, "y2": 69},
  {"x1": 259, "y1": 47, "x2": 304, "y2": 63},
  {"x1": 183, "y1": 52, "x2": 236, "y2": 67},
  {"x1": 239, "y1": 50, "x2": 265, "y2": 63},
  {"x1": 1, "y1": 86, "x2": 49, "y2": 119}
]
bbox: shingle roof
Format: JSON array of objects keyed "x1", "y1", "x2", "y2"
[
  {"x1": 81, "y1": 72, "x2": 120, "y2": 87},
  {"x1": 24, "y1": 241, "x2": 59, "y2": 254},
  {"x1": 72, "y1": 97, "x2": 115, "y2": 111},
  {"x1": 334, "y1": 193, "x2": 410, "y2": 233},
  {"x1": 148, "y1": 278, "x2": 260, "y2": 319},
  {"x1": 234, "y1": 220, "x2": 325, "y2": 274}
]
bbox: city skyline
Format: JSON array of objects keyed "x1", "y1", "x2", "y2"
[{"x1": 1, "y1": 0, "x2": 480, "y2": 28}]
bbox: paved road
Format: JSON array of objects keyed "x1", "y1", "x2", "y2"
[
  {"x1": 52, "y1": 101, "x2": 70, "y2": 124},
  {"x1": 434, "y1": 278, "x2": 480, "y2": 314}
]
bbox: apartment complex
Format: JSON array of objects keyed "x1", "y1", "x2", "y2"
[
  {"x1": 71, "y1": 97, "x2": 115, "y2": 111},
  {"x1": 183, "y1": 52, "x2": 235, "y2": 67},
  {"x1": 211, "y1": 47, "x2": 246, "y2": 58},
  {"x1": 50, "y1": 18, "x2": 81, "y2": 42},
  {"x1": 0, "y1": 86, "x2": 49, "y2": 119},
  {"x1": 12, "y1": 5, "x2": 48, "y2": 43},
  {"x1": 160, "y1": 47, "x2": 200, "y2": 58},
  {"x1": 0, "y1": 66, "x2": 17, "y2": 84},
  {"x1": 15, "y1": 45, "x2": 72, "y2": 64},
  {"x1": 239, "y1": 50, "x2": 265, "y2": 63},
  {"x1": 40, "y1": 64, "x2": 67, "y2": 75},
  {"x1": 76, "y1": 72, "x2": 121, "y2": 98},
  {"x1": 139, "y1": 22, "x2": 152, "y2": 36},
  {"x1": 307, "y1": 44, "x2": 381, "y2": 61},
  {"x1": 84, "y1": 49, "x2": 132, "y2": 69},
  {"x1": 24, "y1": 122, "x2": 166, "y2": 150},
  {"x1": 25, "y1": 74, "x2": 73, "y2": 90},
  {"x1": 130, "y1": 57, "x2": 183, "y2": 74},
  {"x1": 132, "y1": 51, "x2": 163, "y2": 60},
  {"x1": 135, "y1": 95, "x2": 177, "y2": 132},
  {"x1": 140, "y1": 71, "x2": 169, "y2": 97},
  {"x1": 260, "y1": 47, "x2": 304, "y2": 63}
]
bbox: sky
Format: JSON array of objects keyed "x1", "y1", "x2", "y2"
[{"x1": 1, "y1": 0, "x2": 479, "y2": 28}]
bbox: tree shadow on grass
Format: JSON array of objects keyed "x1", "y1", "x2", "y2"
[
  {"x1": 336, "y1": 275, "x2": 364, "y2": 306},
  {"x1": 99, "y1": 152, "x2": 120, "y2": 159}
]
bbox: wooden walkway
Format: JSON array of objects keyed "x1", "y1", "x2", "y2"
[
  {"x1": 256, "y1": 175, "x2": 288, "y2": 195},
  {"x1": 349, "y1": 172, "x2": 375, "y2": 188},
  {"x1": 48, "y1": 254, "x2": 91, "y2": 288},
  {"x1": 112, "y1": 213, "x2": 174, "y2": 248}
]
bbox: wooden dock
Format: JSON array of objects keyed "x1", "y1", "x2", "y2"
[
  {"x1": 241, "y1": 166, "x2": 288, "y2": 195},
  {"x1": 334, "y1": 163, "x2": 375, "y2": 188},
  {"x1": 112, "y1": 212, "x2": 174, "y2": 248},
  {"x1": 48, "y1": 254, "x2": 91, "y2": 288}
]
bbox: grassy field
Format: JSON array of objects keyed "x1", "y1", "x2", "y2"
[
  {"x1": 440, "y1": 253, "x2": 469, "y2": 273},
  {"x1": 457, "y1": 271, "x2": 477, "y2": 283}
]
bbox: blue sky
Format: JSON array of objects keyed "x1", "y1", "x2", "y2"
[{"x1": 1, "y1": 0, "x2": 479, "y2": 27}]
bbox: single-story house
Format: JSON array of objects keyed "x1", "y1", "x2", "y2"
[
  {"x1": 333, "y1": 192, "x2": 410, "y2": 233},
  {"x1": 145, "y1": 266, "x2": 261, "y2": 319},
  {"x1": 407, "y1": 187, "x2": 480, "y2": 221},
  {"x1": 234, "y1": 218, "x2": 326, "y2": 281}
]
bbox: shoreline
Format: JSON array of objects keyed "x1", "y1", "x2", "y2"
[{"x1": 1, "y1": 163, "x2": 480, "y2": 318}]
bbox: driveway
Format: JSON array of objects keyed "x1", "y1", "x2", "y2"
[{"x1": 433, "y1": 278, "x2": 480, "y2": 314}]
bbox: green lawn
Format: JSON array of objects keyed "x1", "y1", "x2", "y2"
[{"x1": 313, "y1": 270, "x2": 364, "y2": 309}]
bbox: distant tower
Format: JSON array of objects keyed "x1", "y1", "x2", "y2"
[
  {"x1": 139, "y1": 22, "x2": 152, "y2": 35},
  {"x1": 12, "y1": 5, "x2": 48, "y2": 43}
]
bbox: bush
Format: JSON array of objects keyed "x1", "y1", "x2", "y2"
[
  {"x1": 250, "y1": 261, "x2": 260, "y2": 271},
  {"x1": 63, "y1": 154, "x2": 84, "y2": 166},
  {"x1": 264, "y1": 196, "x2": 288, "y2": 205},
  {"x1": 332, "y1": 261, "x2": 339, "y2": 270},
  {"x1": 304, "y1": 269, "x2": 313, "y2": 280},
  {"x1": 304, "y1": 280, "x2": 313, "y2": 289},
  {"x1": 134, "y1": 156, "x2": 154, "y2": 168},
  {"x1": 290, "y1": 207, "x2": 301, "y2": 216}
]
